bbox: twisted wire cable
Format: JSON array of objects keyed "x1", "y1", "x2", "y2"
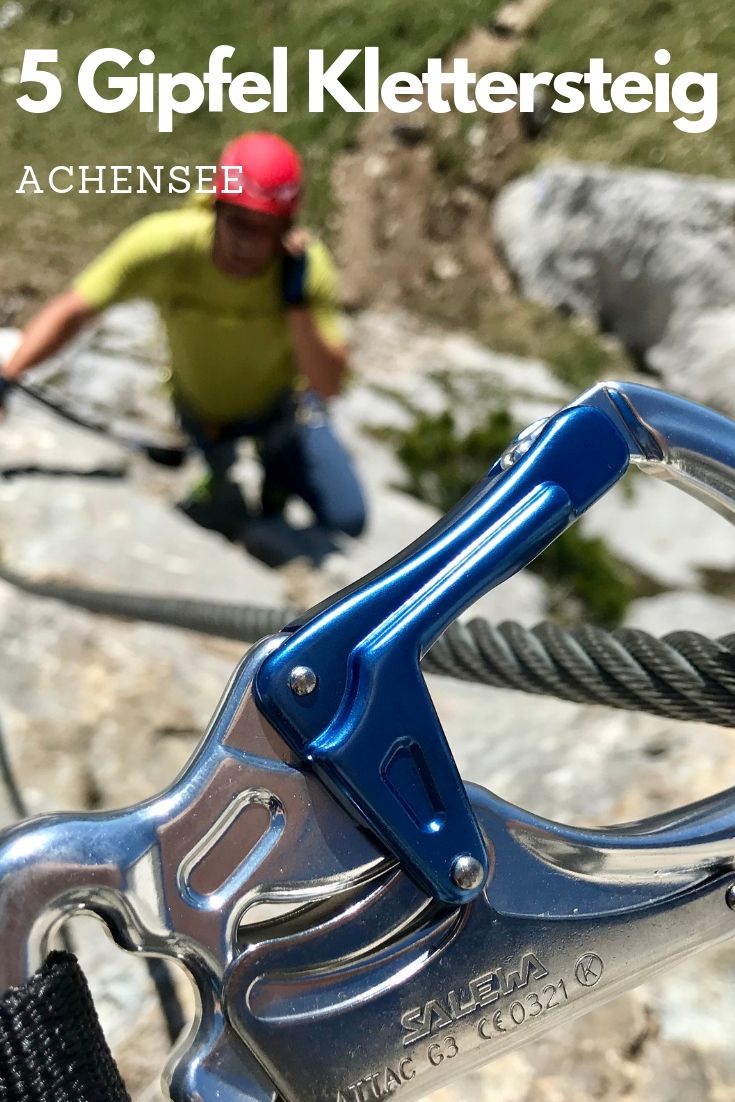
[
  {"x1": 423, "y1": 619, "x2": 735, "y2": 726},
  {"x1": 2, "y1": 562, "x2": 734, "y2": 727}
]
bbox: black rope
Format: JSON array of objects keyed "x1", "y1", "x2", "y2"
[
  {"x1": 1, "y1": 561, "x2": 734, "y2": 728},
  {"x1": 0, "y1": 717, "x2": 27, "y2": 823},
  {"x1": 0, "y1": 564, "x2": 293, "y2": 642},
  {"x1": 14, "y1": 383, "x2": 188, "y2": 468},
  {"x1": 0, "y1": 464, "x2": 126, "y2": 481},
  {"x1": 0, "y1": 952, "x2": 130, "y2": 1102}
]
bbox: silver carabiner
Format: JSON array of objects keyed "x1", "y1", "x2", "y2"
[
  {"x1": 565, "y1": 380, "x2": 735, "y2": 519},
  {"x1": 0, "y1": 637, "x2": 390, "y2": 1101},
  {"x1": 1, "y1": 382, "x2": 735, "y2": 1102},
  {"x1": 227, "y1": 383, "x2": 735, "y2": 1102}
]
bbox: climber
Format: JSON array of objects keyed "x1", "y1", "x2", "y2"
[{"x1": 0, "y1": 131, "x2": 367, "y2": 543}]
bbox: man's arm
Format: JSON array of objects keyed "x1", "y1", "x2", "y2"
[
  {"x1": 0, "y1": 209, "x2": 179, "y2": 411},
  {"x1": 282, "y1": 231, "x2": 348, "y2": 399},
  {"x1": 2, "y1": 290, "x2": 97, "y2": 383},
  {"x1": 2, "y1": 212, "x2": 170, "y2": 391},
  {"x1": 286, "y1": 309, "x2": 348, "y2": 398}
]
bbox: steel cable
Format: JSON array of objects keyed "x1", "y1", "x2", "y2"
[{"x1": 1, "y1": 562, "x2": 734, "y2": 728}]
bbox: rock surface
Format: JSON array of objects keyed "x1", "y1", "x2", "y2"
[
  {"x1": 494, "y1": 163, "x2": 735, "y2": 415},
  {"x1": 581, "y1": 472, "x2": 735, "y2": 591},
  {"x1": 0, "y1": 304, "x2": 734, "y2": 1100},
  {"x1": 0, "y1": 307, "x2": 558, "y2": 622},
  {"x1": 625, "y1": 590, "x2": 735, "y2": 638}
]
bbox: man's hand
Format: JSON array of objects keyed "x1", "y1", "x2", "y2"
[
  {"x1": 0, "y1": 291, "x2": 96, "y2": 406},
  {"x1": 281, "y1": 228, "x2": 311, "y2": 308}
]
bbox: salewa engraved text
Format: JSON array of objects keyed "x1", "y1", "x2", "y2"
[{"x1": 400, "y1": 952, "x2": 549, "y2": 1046}]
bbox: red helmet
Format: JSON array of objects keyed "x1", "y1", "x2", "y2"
[{"x1": 215, "y1": 131, "x2": 302, "y2": 218}]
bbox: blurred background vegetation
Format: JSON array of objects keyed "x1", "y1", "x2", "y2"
[
  {"x1": 0, "y1": 0, "x2": 729, "y2": 625},
  {"x1": 2, "y1": 0, "x2": 729, "y2": 285},
  {"x1": 0, "y1": 0, "x2": 500, "y2": 280},
  {"x1": 519, "y1": 0, "x2": 735, "y2": 178}
]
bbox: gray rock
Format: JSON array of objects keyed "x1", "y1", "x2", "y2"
[
  {"x1": 494, "y1": 164, "x2": 735, "y2": 414},
  {"x1": 0, "y1": 467, "x2": 286, "y2": 604},
  {"x1": 0, "y1": 306, "x2": 176, "y2": 437},
  {"x1": 0, "y1": 0, "x2": 22, "y2": 31},
  {"x1": 2, "y1": 303, "x2": 735, "y2": 1100},
  {"x1": 626, "y1": 590, "x2": 735, "y2": 638},
  {"x1": 0, "y1": 586, "x2": 242, "y2": 814},
  {"x1": 346, "y1": 308, "x2": 567, "y2": 426},
  {"x1": 0, "y1": 307, "x2": 558, "y2": 627},
  {"x1": 580, "y1": 472, "x2": 735, "y2": 589}
]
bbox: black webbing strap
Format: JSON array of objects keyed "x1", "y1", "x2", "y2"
[{"x1": 0, "y1": 951, "x2": 130, "y2": 1102}]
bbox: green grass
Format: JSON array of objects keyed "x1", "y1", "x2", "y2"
[
  {"x1": 0, "y1": 0, "x2": 499, "y2": 292},
  {"x1": 3, "y1": 1, "x2": 730, "y2": 396},
  {"x1": 519, "y1": 0, "x2": 735, "y2": 177},
  {"x1": 459, "y1": 0, "x2": 735, "y2": 391}
]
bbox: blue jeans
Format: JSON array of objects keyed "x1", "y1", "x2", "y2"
[{"x1": 176, "y1": 391, "x2": 367, "y2": 538}]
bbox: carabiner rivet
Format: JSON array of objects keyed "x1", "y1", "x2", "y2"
[
  {"x1": 288, "y1": 666, "x2": 318, "y2": 696},
  {"x1": 726, "y1": 884, "x2": 735, "y2": 911},
  {"x1": 451, "y1": 854, "x2": 485, "y2": 892}
]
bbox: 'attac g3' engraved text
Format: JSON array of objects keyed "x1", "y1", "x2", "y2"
[{"x1": 335, "y1": 1058, "x2": 416, "y2": 1101}]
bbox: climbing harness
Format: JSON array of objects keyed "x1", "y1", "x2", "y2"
[{"x1": 1, "y1": 380, "x2": 735, "y2": 1100}]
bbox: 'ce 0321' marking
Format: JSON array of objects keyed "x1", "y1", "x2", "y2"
[
  {"x1": 401, "y1": 952, "x2": 548, "y2": 1046},
  {"x1": 477, "y1": 979, "x2": 568, "y2": 1039}
]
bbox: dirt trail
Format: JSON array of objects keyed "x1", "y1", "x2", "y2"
[{"x1": 332, "y1": 0, "x2": 551, "y2": 319}]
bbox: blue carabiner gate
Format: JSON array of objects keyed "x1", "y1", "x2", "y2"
[{"x1": 254, "y1": 403, "x2": 632, "y2": 903}]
